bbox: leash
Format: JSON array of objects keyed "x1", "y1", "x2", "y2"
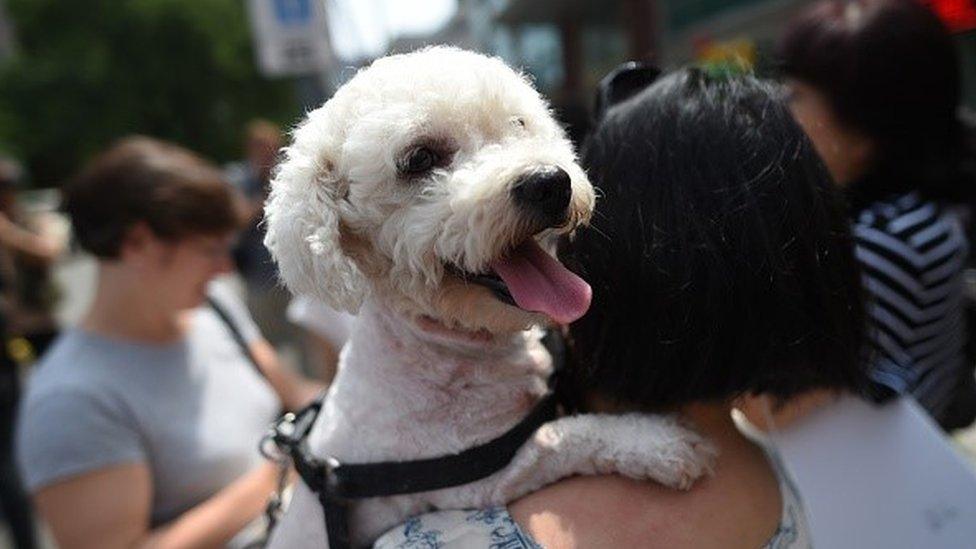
[{"x1": 263, "y1": 391, "x2": 558, "y2": 549}]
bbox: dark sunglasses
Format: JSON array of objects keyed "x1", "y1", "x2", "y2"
[{"x1": 593, "y1": 62, "x2": 662, "y2": 123}]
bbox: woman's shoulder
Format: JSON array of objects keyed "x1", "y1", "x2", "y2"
[
  {"x1": 852, "y1": 191, "x2": 968, "y2": 302},
  {"x1": 509, "y1": 475, "x2": 693, "y2": 548},
  {"x1": 854, "y1": 191, "x2": 966, "y2": 249},
  {"x1": 25, "y1": 328, "x2": 166, "y2": 391},
  {"x1": 508, "y1": 476, "x2": 769, "y2": 548},
  {"x1": 24, "y1": 331, "x2": 102, "y2": 394},
  {"x1": 508, "y1": 440, "x2": 786, "y2": 548},
  {"x1": 20, "y1": 330, "x2": 155, "y2": 445},
  {"x1": 17, "y1": 362, "x2": 147, "y2": 493}
]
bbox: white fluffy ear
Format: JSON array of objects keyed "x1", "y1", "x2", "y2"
[{"x1": 264, "y1": 144, "x2": 367, "y2": 314}]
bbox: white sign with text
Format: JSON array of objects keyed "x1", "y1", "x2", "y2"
[{"x1": 247, "y1": 0, "x2": 333, "y2": 77}]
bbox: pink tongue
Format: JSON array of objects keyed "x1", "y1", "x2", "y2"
[{"x1": 489, "y1": 240, "x2": 592, "y2": 324}]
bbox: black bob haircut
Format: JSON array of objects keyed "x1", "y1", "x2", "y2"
[{"x1": 563, "y1": 68, "x2": 868, "y2": 411}]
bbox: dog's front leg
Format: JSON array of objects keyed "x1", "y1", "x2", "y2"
[{"x1": 488, "y1": 413, "x2": 717, "y2": 503}]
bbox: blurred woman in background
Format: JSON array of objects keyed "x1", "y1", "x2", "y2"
[
  {"x1": 0, "y1": 157, "x2": 65, "y2": 360},
  {"x1": 0, "y1": 157, "x2": 55, "y2": 549},
  {"x1": 16, "y1": 137, "x2": 320, "y2": 548},
  {"x1": 781, "y1": 0, "x2": 976, "y2": 429}
]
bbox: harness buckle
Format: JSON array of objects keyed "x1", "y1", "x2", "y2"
[
  {"x1": 260, "y1": 412, "x2": 296, "y2": 463},
  {"x1": 257, "y1": 413, "x2": 300, "y2": 543},
  {"x1": 322, "y1": 455, "x2": 350, "y2": 503}
]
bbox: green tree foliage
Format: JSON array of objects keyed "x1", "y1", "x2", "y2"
[{"x1": 0, "y1": 0, "x2": 300, "y2": 186}]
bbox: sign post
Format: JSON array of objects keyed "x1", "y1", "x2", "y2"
[{"x1": 247, "y1": 0, "x2": 334, "y2": 77}]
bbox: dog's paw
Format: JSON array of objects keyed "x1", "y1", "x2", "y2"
[
  {"x1": 488, "y1": 413, "x2": 716, "y2": 503},
  {"x1": 590, "y1": 414, "x2": 717, "y2": 491}
]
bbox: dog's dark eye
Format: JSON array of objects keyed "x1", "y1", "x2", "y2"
[
  {"x1": 512, "y1": 117, "x2": 526, "y2": 129},
  {"x1": 401, "y1": 146, "x2": 440, "y2": 176}
]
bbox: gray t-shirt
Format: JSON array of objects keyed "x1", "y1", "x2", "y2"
[{"x1": 16, "y1": 283, "x2": 279, "y2": 526}]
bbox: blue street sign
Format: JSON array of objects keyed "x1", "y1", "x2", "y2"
[{"x1": 273, "y1": 0, "x2": 312, "y2": 26}]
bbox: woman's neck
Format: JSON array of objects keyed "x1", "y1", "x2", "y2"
[
  {"x1": 678, "y1": 401, "x2": 746, "y2": 448},
  {"x1": 80, "y1": 263, "x2": 186, "y2": 343},
  {"x1": 588, "y1": 395, "x2": 748, "y2": 451}
]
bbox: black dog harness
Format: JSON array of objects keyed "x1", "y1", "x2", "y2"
[{"x1": 266, "y1": 391, "x2": 558, "y2": 549}]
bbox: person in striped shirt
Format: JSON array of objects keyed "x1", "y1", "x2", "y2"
[{"x1": 779, "y1": 0, "x2": 976, "y2": 429}]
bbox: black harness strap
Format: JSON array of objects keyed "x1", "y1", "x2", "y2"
[
  {"x1": 207, "y1": 296, "x2": 265, "y2": 380},
  {"x1": 271, "y1": 392, "x2": 558, "y2": 549}
]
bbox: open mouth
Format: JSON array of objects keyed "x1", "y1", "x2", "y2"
[
  {"x1": 446, "y1": 239, "x2": 592, "y2": 324},
  {"x1": 446, "y1": 265, "x2": 518, "y2": 307}
]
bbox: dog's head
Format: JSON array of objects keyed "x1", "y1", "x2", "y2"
[{"x1": 265, "y1": 47, "x2": 595, "y2": 334}]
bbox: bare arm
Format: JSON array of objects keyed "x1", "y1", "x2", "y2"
[
  {"x1": 248, "y1": 338, "x2": 325, "y2": 411},
  {"x1": 35, "y1": 461, "x2": 279, "y2": 549},
  {"x1": 509, "y1": 475, "x2": 704, "y2": 549},
  {"x1": 0, "y1": 211, "x2": 62, "y2": 265},
  {"x1": 509, "y1": 471, "x2": 778, "y2": 549}
]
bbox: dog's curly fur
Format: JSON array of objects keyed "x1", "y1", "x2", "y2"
[
  {"x1": 264, "y1": 47, "x2": 714, "y2": 548},
  {"x1": 265, "y1": 46, "x2": 593, "y2": 331}
]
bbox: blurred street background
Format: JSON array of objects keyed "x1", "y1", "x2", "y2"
[
  {"x1": 1, "y1": 0, "x2": 975, "y2": 546},
  {"x1": 2, "y1": 0, "x2": 973, "y2": 189}
]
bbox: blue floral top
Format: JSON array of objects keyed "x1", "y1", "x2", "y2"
[
  {"x1": 373, "y1": 446, "x2": 811, "y2": 548},
  {"x1": 375, "y1": 507, "x2": 541, "y2": 549}
]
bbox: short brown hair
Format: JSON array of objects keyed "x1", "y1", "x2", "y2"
[
  {"x1": 780, "y1": 0, "x2": 959, "y2": 141},
  {"x1": 63, "y1": 136, "x2": 243, "y2": 258},
  {"x1": 779, "y1": 0, "x2": 969, "y2": 207}
]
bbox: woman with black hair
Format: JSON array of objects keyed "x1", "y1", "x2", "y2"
[
  {"x1": 376, "y1": 67, "x2": 864, "y2": 548},
  {"x1": 781, "y1": 0, "x2": 976, "y2": 429}
]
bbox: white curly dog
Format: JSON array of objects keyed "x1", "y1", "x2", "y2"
[{"x1": 264, "y1": 47, "x2": 715, "y2": 548}]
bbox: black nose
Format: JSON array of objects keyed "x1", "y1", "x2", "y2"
[{"x1": 511, "y1": 166, "x2": 572, "y2": 227}]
